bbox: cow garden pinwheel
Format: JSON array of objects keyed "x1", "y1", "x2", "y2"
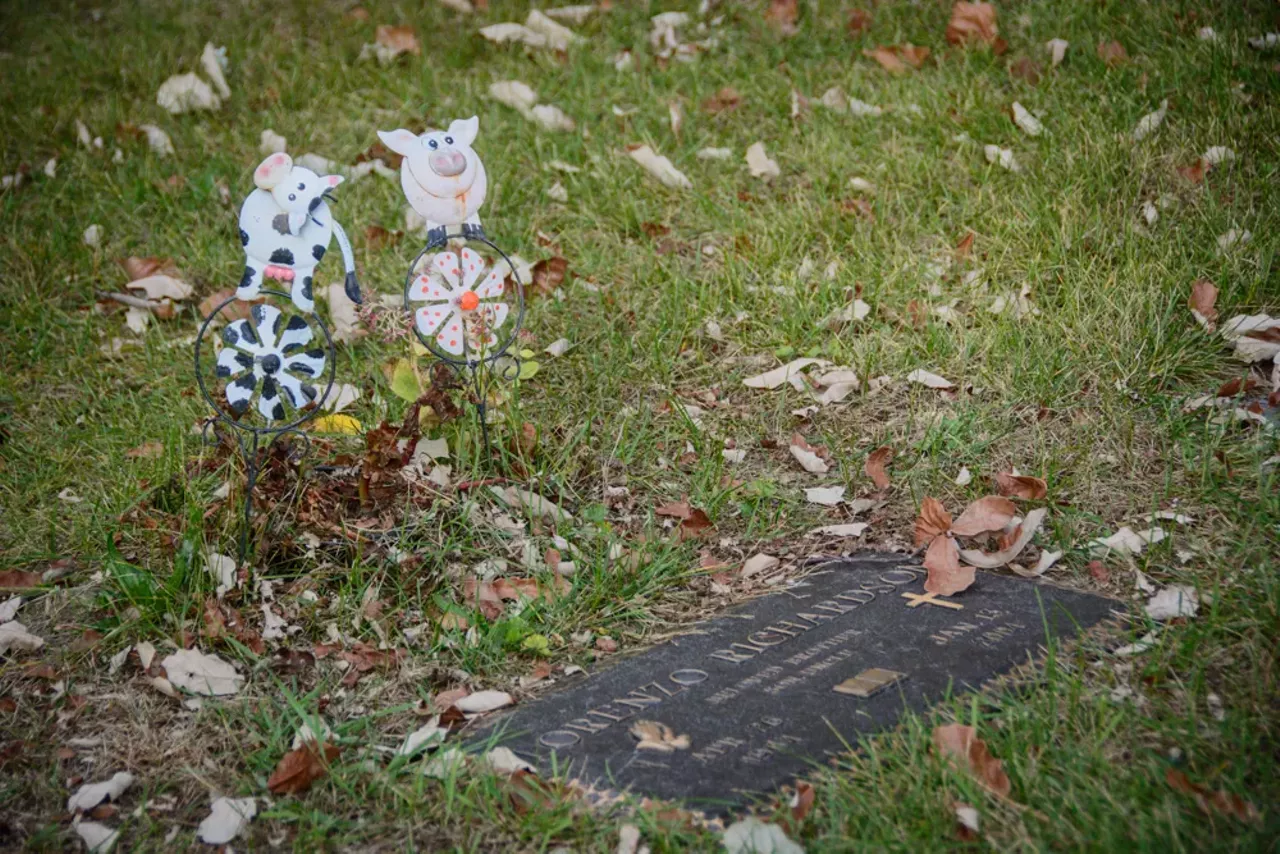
[{"x1": 193, "y1": 153, "x2": 356, "y2": 558}]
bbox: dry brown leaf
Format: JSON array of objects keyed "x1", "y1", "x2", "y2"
[
  {"x1": 1189, "y1": 278, "x2": 1218, "y2": 331},
  {"x1": 655, "y1": 500, "x2": 693, "y2": 519},
  {"x1": 376, "y1": 24, "x2": 421, "y2": 57},
  {"x1": 764, "y1": 0, "x2": 799, "y2": 36},
  {"x1": 932, "y1": 723, "x2": 1011, "y2": 797},
  {"x1": 951, "y1": 496, "x2": 1018, "y2": 537},
  {"x1": 954, "y1": 231, "x2": 976, "y2": 258},
  {"x1": 125, "y1": 441, "x2": 164, "y2": 459},
  {"x1": 915, "y1": 497, "x2": 952, "y2": 546},
  {"x1": 120, "y1": 256, "x2": 182, "y2": 281},
  {"x1": 863, "y1": 46, "x2": 907, "y2": 73},
  {"x1": 898, "y1": 44, "x2": 931, "y2": 68},
  {"x1": 267, "y1": 740, "x2": 341, "y2": 795},
  {"x1": 847, "y1": 9, "x2": 872, "y2": 36},
  {"x1": 364, "y1": 225, "x2": 403, "y2": 250},
  {"x1": 629, "y1": 719, "x2": 691, "y2": 752},
  {"x1": 924, "y1": 535, "x2": 973, "y2": 595},
  {"x1": 1177, "y1": 158, "x2": 1207, "y2": 185},
  {"x1": 946, "y1": 2, "x2": 998, "y2": 46},
  {"x1": 199, "y1": 288, "x2": 256, "y2": 321},
  {"x1": 1097, "y1": 40, "x2": 1128, "y2": 66},
  {"x1": 1166, "y1": 769, "x2": 1260, "y2": 823},
  {"x1": 959, "y1": 507, "x2": 1047, "y2": 569},
  {"x1": 865, "y1": 446, "x2": 894, "y2": 489},
  {"x1": 995, "y1": 473, "x2": 1047, "y2": 500},
  {"x1": 1009, "y1": 56, "x2": 1042, "y2": 84},
  {"x1": 701, "y1": 87, "x2": 742, "y2": 115},
  {"x1": 530, "y1": 256, "x2": 568, "y2": 297},
  {"x1": 0, "y1": 570, "x2": 42, "y2": 590}
]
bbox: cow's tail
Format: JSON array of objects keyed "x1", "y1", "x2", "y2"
[{"x1": 331, "y1": 220, "x2": 362, "y2": 304}]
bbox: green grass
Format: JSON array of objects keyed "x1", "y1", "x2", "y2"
[{"x1": 2, "y1": 0, "x2": 1279, "y2": 849}]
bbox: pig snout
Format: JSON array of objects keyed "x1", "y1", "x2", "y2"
[{"x1": 429, "y1": 150, "x2": 467, "y2": 177}]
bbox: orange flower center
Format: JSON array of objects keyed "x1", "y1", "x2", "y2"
[{"x1": 459, "y1": 290, "x2": 480, "y2": 311}]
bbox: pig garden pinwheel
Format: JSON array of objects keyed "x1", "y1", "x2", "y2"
[
  {"x1": 193, "y1": 152, "x2": 359, "y2": 557},
  {"x1": 385, "y1": 116, "x2": 525, "y2": 454}
]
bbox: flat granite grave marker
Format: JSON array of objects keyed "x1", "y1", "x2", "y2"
[{"x1": 476, "y1": 553, "x2": 1119, "y2": 813}]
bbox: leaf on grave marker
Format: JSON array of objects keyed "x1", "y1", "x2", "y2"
[
  {"x1": 995, "y1": 473, "x2": 1046, "y2": 500},
  {"x1": 946, "y1": 2, "x2": 998, "y2": 47},
  {"x1": 309, "y1": 414, "x2": 363, "y2": 435},
  {"x1": 959, "y1": 507, "x2": 1048, "y2": 568},
  {"x1": 630, "y1": 719, "x2": 691, "y2": 752},
  {"x1": 932, "y1": 723, "x2": 1011, "y2": 797},
  {"x1": 924, "y1": 535, "x2": 972, "y2": 596},
  {"x1": 267, "y1": 739, "x2": 341, "y2": 795},
  {"x1": 1097, "y1": 40, "x2": 1128, "y2": 66},
  {"x1": 951, "y1": 496, "x2": 1017, "y2": 536},
  {"x1": 1188, "y1": 278, "x2": 1218, "y2": 331},
  {"x1": 864, "y1": 446, "x2": 894, "y2": 489},
  {"x1": 915, "y1": 497, "x2": 952, "y2": 546}
]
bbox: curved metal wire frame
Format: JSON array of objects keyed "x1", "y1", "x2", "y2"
[
  {"x1": 193, "y1": 289, "x2": 337, "y2": 557},
  {"x1": 403, "y1": 232, "x2": 526, "y2": 455}
]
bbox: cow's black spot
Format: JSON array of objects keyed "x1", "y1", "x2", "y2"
[
  {"x1": 222, "y1": 326, "x2": 239, "y2": 346},
  {"x1": 272, "y1": 213, "x2": 291, "y2": 235},
  {"x1": 308, "y1": 196, "x2": 322, "y2": 212},
  {"x1": 269, "y1": 248, "x2": 295, "y2": 265},
  {"x1": 239, "y1": 266, "x2": 256, "y2": 291},
  {"x1": 215, "y1": 352, "x2": 253, "y2": 378},
  {"x1": 300, "y1": 276, "x2": 313, "y2": 303},
  {"x1": 301, "y1": 383, "x2": 317, "y2": 402},
  {"x1": 228, "y1": 376, "x2": 256, "y2": 413},
  {"x1": 312, "y1": 244, "x2": 326, "y2": 261},
  {"x1": 239, "y1": 228, "x2": 249, "y2": 246},
  {"x1": 251, "y1": 304, "x2": 267, "y2": 328},
  {"x1": 261, "y1": 378, "x2": 285, "y2": 420}
]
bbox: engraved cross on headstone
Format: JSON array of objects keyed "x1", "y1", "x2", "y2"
[{"x1": 901, "y1": 590, "x2": 964, "y2": 610}]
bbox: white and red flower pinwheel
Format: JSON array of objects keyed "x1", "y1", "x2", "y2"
[{"x1": 408, "y1": 248, "x2": 510, "y2": 357}]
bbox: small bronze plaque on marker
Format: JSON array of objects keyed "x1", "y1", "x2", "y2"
[{"x1": 833, "y1": 668, "x2": 906, "y2": 698}]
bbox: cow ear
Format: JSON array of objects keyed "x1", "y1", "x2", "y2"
[
  {"x1": 254, "y1": 152, "x2": 293, "y2": 190},
  {"x1": 377, "y1": 129, "x2": 418, "y2": 156},
  {"x1": 447, "y1": 116, "x2": 479, "y2": 147},
  {"x1": 323, "y1": 174, "x2": 345, "y2": 189}
]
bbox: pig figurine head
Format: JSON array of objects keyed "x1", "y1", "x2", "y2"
[{"x1": 377, "y1": 117, "x2": 488, "y2": 244}]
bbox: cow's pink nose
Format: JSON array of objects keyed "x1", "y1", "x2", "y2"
[{"x1": 429, "y1": 151, "x2": 466, "y2": 177}]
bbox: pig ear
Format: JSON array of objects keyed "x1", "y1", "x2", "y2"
[
  {"x1": 447, "y1": 116, "x2": 479, "y2": 147},
  {"x1": 323, "y1": 174, "x2": 345, "y2": 189},
  {"x1": 377, "y1": 129, "x2": 418, "y2": 156},
  {"x1": 254, "y1": 152, "x2": 293, "y2": 190}
]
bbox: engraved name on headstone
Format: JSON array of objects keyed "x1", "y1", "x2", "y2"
[{"x1": 477, "y1": 554, "x2": 1118, "y2": 812}]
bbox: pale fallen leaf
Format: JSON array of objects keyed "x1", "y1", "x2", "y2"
[
  {"x1": 1010, "y1": 548, "x2": 1063, "y2": 578},
  {"x1": 83, "y1": 224, "x2": 103, "y2": 247},
  {"x1": 545, "y1": 5, "x2": 596, "y2": 25},
  {"x1": 532, "y1": 104, "x2": 576, "y2": 132},
  {"x1": 455, "y1": 690, "x2": 514, "y2": 713},
  {"x1": 395, "y1": 717, "x2": 444, "y2": 757},
  {"x1": 157, "y1": 72, "x2": 221, "y2": 114},
  {"x1": 161, "y1": 648, "x2": 244, "y2": 696},
  {"x1": 206, "y1": 550, "x2": 237, "y2": 597},
  {"x1": 1203, "y1": 146, "x2": 1235, "y2": 166},
  {"x1": 1046, "y1": 38, "x2": 1069, "y2": 66},
  {"x1": 73, "y1": 820, "x2": 119, "y2": 853},
  {"x1": 1221, "y1": 314, "x2": 1280, "y2": 362},
  {"x1": 0, "y1": 620, "x2": 44, "y2": 654},
  {"x1": 197, "y1": 797, "x2": 257, "y2": 845},
  {"x1": 483, "y1": 746, "x2": 535, "y2": 774},
  {"x1": 1197, "y1": 27, "x2": 1217, "y2": 41},
  {"x1": 722, "y1": 448, "x2": 747, "y2": 464},
  {"x1": 326, "y1": 281, "x2": 364, "y2": 343},
  {"x1": 983, "y1": 145, "x2": 1022, "y2": 172},
  {"x1": 125, "y1": 307, "x2": 149, "y2": 335},
  {"x1": 323, "y1": 383, "x2": 360, "y2": 413},
  {"x1": 1146, "y1": 585, "x2": 1198, "y2": 620},
  {"x1": 1132, "y1": 99, "x2": 1169, "y2": 142},
  {"x1": 423, "y1": 747, "x2": 468, "y2": 779},
  {"x1": 489, "y1": 80, "x2": 539, "y2": 115},
  {"x1": 627, "y1": 145, "x2": 691, "y2": 190},
  {"x1": 127, "y1": 274, "x2": 192, "y2": 301},
  {"x1": 260, "y1": 128, "x2": 287, "y2": 155},
  {"x1": 697, "y1": 147, "x2": 733, "y2": 160},
  {"x1": 746, "y1": 142, "x2": 781, "y2": 180},
  {"x1": 722, "y1": 817, "x2": 805, "y2": 854},
  {"x1": 139, "y1": 124, "x2": 174, "y2": 156},
  {"x1": 669, "y1": 100, "x2": 684, "y2": 136},
  {"x1": 808, "y1": 522, "x2": 868, "y2": 538},
  {"x1": 200, "y1": 42, "x2": 231, "y2": 99},
  {"x1": 742, "y1": 553, "x2": 781, "y2": 578},
  {"x1": 790, "y1": 442, "x2": 830, "y2": 474},
  {"x1": 907, "y1": 369, "x2": 955, "y2": 390},
  {"x1": 1248, "y1": 33, "x2": 1279, "y2": 51},
  {"x1": 955, "y1": 466, "x2": 973, "y2": 486},
  {"x1": 1010, "y1": 102, "x2": 1042, "y2": 137},
  {"x1": 505, "y1": 487, "x2": 574, "y2": 523},
  {"x1": 525, "y1": 9, "x2": 582, "y2": 51},
  {"x1": 68, "y1": 772, "x2": 135, "y2": 812},
  {"x1": 545, "y1": 338, "x2": 572, "y2": 356},
  {"x1": 617, "y1": 823, "x2": 642, "y2": 854},
  {"x1": 744, "y1": 358, "x2": 830, "y2": 389},
  {"x1": 0, "y1": 595, "x2": 21, "y2": 623},
  {"x1": 1090, "y1": 525, "x2": 1166, "y2": 557},
  {"x1": 479, "y1": 22, "x2": 548, "y2": 48},
  {"x1": 804, "y1": 486, "x2": 845, "y2": 506}
]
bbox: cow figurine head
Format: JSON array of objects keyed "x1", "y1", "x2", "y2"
[
  {"x1": 378, "y1": 117, "x2": 488, "y2": 245},
  {"x1": 254, "y1": 153, "x2": 344, "y2": 237}
]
